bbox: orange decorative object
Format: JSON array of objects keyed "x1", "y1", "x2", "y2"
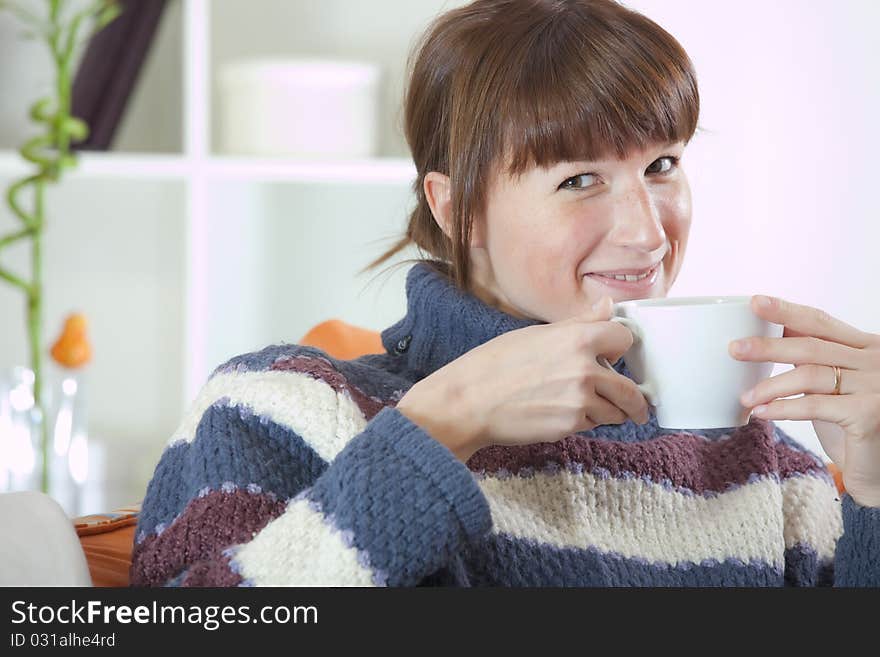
[
  {"x1": 50, "y1": 313, "x2": 93, "y2": 369},
  {"x1": 826, "y1": 462, "x2": 846, "y2": 495},
  {"x1": 299, "y1": 319, "x2": 384, "y2": 360}
]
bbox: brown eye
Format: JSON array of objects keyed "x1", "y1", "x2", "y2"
[
  {"x1": 647, "y1": 156, "x2": 679, "y2": 175},
  {"x1": 558, "y1": 173, "x2": 599, "y2": 190}
]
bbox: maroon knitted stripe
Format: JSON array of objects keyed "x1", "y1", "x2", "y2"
[
  {"x1": 271, "y1": 355, "x2": 390, "y2": 421},
  {"x1": 130, "y1": 488, "x2": 286, "y2": 587},
  {"x1": 467, "y1": 419, "x2": 827, "y2": 494},
  {"x1": 180, "y1": 554, "x2": 243, "y2": 587}
]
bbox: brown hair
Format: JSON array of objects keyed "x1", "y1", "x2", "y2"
[{"x1": 360, "y1": 0, "x2": 702, "y2": 294}]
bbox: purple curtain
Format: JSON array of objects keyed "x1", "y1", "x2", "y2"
[{"x1": 71, "y1": 0, "x2": 168, "y2": 151}]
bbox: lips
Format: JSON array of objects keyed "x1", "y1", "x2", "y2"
[
  {"x1": 587, "y1": 262, "x2": 660, "y2": 276},
  {"x1": 583, "y1": 262, "x2": 661, "y2": 293}
]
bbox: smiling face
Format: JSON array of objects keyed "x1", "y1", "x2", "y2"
[{"x1": 462, "y1": 139, "x2": 693, "y2": 322}]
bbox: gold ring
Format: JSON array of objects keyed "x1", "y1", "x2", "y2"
[{"x1": 832, "y1": 365, "x2": 842, "y2": 395}]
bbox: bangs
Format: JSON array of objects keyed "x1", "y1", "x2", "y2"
[{"x1": 496, "y1": 5, "x2": 700, "y2": 177}]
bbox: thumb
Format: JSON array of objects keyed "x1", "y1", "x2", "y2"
[{"x1": 582, "y1": 295, "x2": 613, "y2": 321}]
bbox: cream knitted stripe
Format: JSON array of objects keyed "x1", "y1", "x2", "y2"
[
  {"x1": 230, "y1": 495, "x2": 379, "y2": 586},
  {"x1": 167, "y1": 370, "x2": 368, "y2": 463},
  {"x1": 781, "y1": 473, "x2": 844, "y2": 561},
  {"x1": 479, "y1": 469, "x2": 841, "y2": 566}
]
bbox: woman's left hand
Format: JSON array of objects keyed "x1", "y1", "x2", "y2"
[{"x1": 729, "y1": 295, "x2": 880, "y2": 507}]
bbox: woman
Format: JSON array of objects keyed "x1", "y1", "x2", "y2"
[{"x1": 131, "y1": 0, "x2": 880, "y2": 586}]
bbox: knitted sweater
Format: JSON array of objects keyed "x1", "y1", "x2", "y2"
[{"x1": 131, "y1": 261, "x2": 880, "y2": 587}]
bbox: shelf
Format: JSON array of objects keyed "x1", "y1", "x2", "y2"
[
  {"x1": 0, "y1": 150, "x2": 189, "y2": 180},
  {"x1": 0, "y1": 149, "x2": 416, "y2": 185}
]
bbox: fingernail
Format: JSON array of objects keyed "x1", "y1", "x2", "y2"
[
  {"x1": 756, "y1": 295, "x2": 772, "y2": 308},
  {"x1": 731, "y1": 339, "x2": 749, "y2": 355},
  {"x1": 592, "y1": 297, "x2": 605, "y2": 311},
  {"x1": 752, "y1": 404, "x2": 768, "y2": 416}
]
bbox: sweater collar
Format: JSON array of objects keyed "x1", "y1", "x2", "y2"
[{"x1": 381, "y1": 261, "x2": 629, "y2": 381}]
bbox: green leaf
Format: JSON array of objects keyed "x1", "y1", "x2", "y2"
[
  {"x1": 64, "y1": 117, "x2": 89, "y2": 142},
  {"x1": 58, "y1": 153, "x2": 78, "y2": 171},
  {"x1": 28, "y1": 98, "x2": 54, "y2": 123}
]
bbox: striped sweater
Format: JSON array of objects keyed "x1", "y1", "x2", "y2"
[{"x1": 130, "y1": 261, "x2": 880, "y2": 586}]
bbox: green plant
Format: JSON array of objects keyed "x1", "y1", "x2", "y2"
[{"x1": 0, "y1": 0, "x2": 121, "y2": 493}]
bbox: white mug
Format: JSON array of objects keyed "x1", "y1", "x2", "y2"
[{"x1": 596, "y1": 296, "x2": 784, "y2": 429}]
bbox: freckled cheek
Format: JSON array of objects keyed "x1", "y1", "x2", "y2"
[
  {"x1": 661, "y1": 210, "x2": 690, "y2": 242},
  {"x1": 566, "y1": 220, "x2": 606, "y2": 271},
  {"x1": 650, "y1": 179, "x2": 687, "y2": 231},
  {"x1": 514, "y1": 232, "x2": 571, "y2": 292},
  {"x1": 657, "y1": 188, "x2": 693, "y2": 286}
]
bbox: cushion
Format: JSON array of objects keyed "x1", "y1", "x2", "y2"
[
  {"x1": 299, "y1": 318, "x2": 384, "y2": 360},
  {"x1": 0, "y1": 491, "x2": 92, "y2": 586}
]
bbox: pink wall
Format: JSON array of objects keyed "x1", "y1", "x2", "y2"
[
  {"x1": 627, "y1": 0, "x2": 878, "y2": 322},
  {"x1": 626, "y1": 0, "x2": 880, "y2": 456}
]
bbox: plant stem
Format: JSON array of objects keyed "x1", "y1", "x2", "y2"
[
  {"x1": 30, "y1": 177, "x2": 46, "y2": 493},
  {"x1": 0, "y1": 227, "x2": 34, "y2": 249},
  {"x1": 1, "y1": 0, "x2": 120, "y2": 495},
  {"x1": 0, "y1": 264, "x2": 30, "y2": 291}
]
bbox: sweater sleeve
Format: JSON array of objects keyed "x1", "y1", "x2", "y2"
[
  {"x1": 832, "y1": 494, "x2": 880, "y2": 586},
  {"x1": 130, "y1": 397, "x2": 492, "y2": 587},
  {"x1": 773, "y1": 424, "x2": 880, "y2": 586}
]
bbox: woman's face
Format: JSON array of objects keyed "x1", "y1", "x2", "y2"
[{"x1": 467, "y1": 139, "x2": 692, "y2": 322}]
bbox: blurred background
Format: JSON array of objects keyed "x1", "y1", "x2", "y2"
[{"x1": 0, "y1": 0, "x2": 878, "y2": 515}]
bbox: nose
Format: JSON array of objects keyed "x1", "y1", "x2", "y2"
[{"x1": 608, "y1": 183, "x2": 666, "y2": 252}]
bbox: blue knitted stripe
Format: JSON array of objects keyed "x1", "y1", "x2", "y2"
[
  {"x1": 834, "y1": 494, "x2": 880, "y2": 587},
  {"x1": 136, "y1": 402, "x2": 328, "y2": 541},
  {"x1": 307, "y1": 406, "x2": 492, "y2": 587},
  {"x1": 460, "y1": 533, "x2": 811, "y2": 586},
  {"x1": 784, "y1": 543, "x2": 835, "y2": 586}
]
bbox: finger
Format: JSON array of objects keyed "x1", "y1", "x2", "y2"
[
  {"x1": 740, "y1": 364, "x2": 871, "y2": 407},
  {"x1": 750, "y1": 296, "x2": 874, "y2": 350},
  {"x1": 584, "y1": 390, "x2": 631, "y2": 427},
  {"x1": 582, "y1": 321, "x2": 637, "y2": 367},
  {"x1": 573, "y1": 295, "x2": 614, "y2": 323},
  {"x1": 730, "y1": 335, "x2": 865, "y2": 370},
  {"x1": 750, "y1": 393, "x2": 854, "y2": 424},
  {"x1": 592, "y1": 368, "x2": 649, "y2": 423}
]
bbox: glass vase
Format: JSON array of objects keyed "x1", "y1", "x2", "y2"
[{"x1": 0, "y1": 364, "x2": 89, "y2": 516}]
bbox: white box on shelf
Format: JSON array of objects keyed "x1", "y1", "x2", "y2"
[{"x1": 217, "y1": 57, "x2": 381, "y2": 158}]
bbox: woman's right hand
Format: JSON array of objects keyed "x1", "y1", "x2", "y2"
[{"x1": 395, "y1": 296, "x2": 652, "y2": 462}]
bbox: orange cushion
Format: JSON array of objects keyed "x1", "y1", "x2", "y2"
[{"x1": 299, "y1": 318, "x2": 384, "y2": 360}]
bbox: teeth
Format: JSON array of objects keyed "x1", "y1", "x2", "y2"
[{"x1": 599, "y1": 269, "x2": 652, "y2": 282}]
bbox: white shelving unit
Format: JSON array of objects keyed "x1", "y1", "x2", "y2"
[
  {"x1": 0, "y1": 0, "x2": 450, "y2": 504},
  {"x1": 0, "y1": 0, "x2": 421, "y2": 405}
]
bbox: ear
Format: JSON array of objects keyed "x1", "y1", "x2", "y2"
[
  {"x1": 423, "y1": 171, "x2": 486, "y2": 248},
  {"x1": 423, "y1": 171, "x2": 453, "y2": 239}
]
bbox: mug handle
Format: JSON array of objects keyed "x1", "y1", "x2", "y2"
[{"x1": 596, "y1": 316, "x2": 659, "y2": 407}]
